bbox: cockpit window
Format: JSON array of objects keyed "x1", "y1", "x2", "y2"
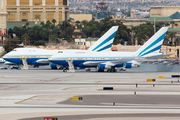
[
  {"x1": 58, "y1": 51, "x2": 63, "y2": 53},
  {"x1": 12, "y1": 49, "x2": 17, "y2": 51}
]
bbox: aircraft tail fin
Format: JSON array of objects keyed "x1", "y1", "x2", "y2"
[
  {"x1": 88, "y1": 26, "x2": 119, "y2": 52},
  {"x1": 135, "y1": 27, "x2": 168, "y2": 57}
]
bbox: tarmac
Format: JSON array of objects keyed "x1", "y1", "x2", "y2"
[{"x1": 1, "y1": 64, "x2": 180, "y2": 120}]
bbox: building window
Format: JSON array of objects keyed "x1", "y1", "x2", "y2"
[
  {"x1": 34, "y1": 12, "x2": 41, "y2": 21},
  {"x1": 46, "y1": 0, "x2": 55, "y2": 6},
  {"x1": 63, "y1": 0, "x2": 67, "y2": 5},
  {"x1": 46, "y1": 8, "x2": 56, "y2": 10},
  {"x1": 20, "y1": 0, "x2": 29, "y2": 6},
  {"x1": 20, "y1": 8, "x2": 30, "y2": 10},
  {"x1": 7, "y1": 0, "x2": 16, "y2": 6},
  {"x1": 33, "y1": 0, "x2": 42, "y2": 6},
  {"x1": 8, "y1": 12, "x2": 16, "y2": 21},
  {"x1": 7, "y1": 8, "x2": 17, "y2": 10},
  {"x1": 33, "y1": 8, "x2": 43, "y2": 10}
]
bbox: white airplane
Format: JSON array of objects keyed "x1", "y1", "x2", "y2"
[
  {"x1": 3, "y1": 26, "x2": 119, "y2": 69},
  {"x1": 48, "y1": 27, "x2": 168, "y2": 72}
]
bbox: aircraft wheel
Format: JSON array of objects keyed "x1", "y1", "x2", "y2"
[
  {"x1": 59, "y1": 67, "x2": 63, "y2": 70},
  {"x1": 63, "y1": 69, "x2": 67, "y2": 72},
  {"x1": 113, "y1": 69, "x2": 117, "y2": 72}
]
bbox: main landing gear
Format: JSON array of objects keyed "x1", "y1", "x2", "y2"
[
  {"x1": 107, "y1": 68, "x2": 117, "y2": 72},
  {"x1": 63, "y1": 67, "x2": 69, "y2": 72}
]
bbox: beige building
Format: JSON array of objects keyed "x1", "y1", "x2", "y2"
[
  {"x1": 0, "y1": 0, "x2": 8, "y2": 45},
  {"x1": 0, "y1": 0, "x2": 7, "y2": 28},
  {"x1": 150, "y1": 6, "x2": 180, "y2": 17},
  {"x1": 122, "y1": 19, "x2": 147, "y2": 27},
  {"x1": 69, "y1": 14, "x2": 92, "y2": 22},
  {"x1": 6, "y1": 0, "x2": 69, "y2": 23}
]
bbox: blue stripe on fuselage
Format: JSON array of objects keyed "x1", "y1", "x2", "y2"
[{"x1": 3, "y1": 57, "x2": 49, "y2": 65}]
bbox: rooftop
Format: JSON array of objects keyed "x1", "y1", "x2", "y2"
[{"x1": 148, "y1": 17, "x2": 173, "y2": 22}]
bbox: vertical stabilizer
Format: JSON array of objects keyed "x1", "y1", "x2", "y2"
[
  {"x1": 88, "y1": 26, "x2": 119, "y2": 52},
  {"x1": 136, "y1": 27, "x2": 168, "y2": 57}
]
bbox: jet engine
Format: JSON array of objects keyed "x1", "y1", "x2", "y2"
[
  {"x1": 97, "y1": 64, "x2": 112, "y2": 71},
  {"x1": 125, "y1": 61, "x2": 140, "y2": 68},
  {"x1": 50, "y1": 63, "x2": 57, "y2": 69}
]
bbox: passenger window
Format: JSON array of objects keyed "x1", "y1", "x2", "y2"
[{"x1": 58, "y1": 51, "x2": 63, "y2": 53}]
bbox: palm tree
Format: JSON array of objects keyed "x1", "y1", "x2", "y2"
[
  {"x1": 92, "y1": 25, "x2": 97, "y2": 38},
  {"x1": 86, "y1": 26, "x2": 91, "y2": 37},
  {"x1": 81, "y1": 20, "x2": 87, "y2": 28},
  {"x1": 4, "y1": 34, "x2": 9, "y2": 46},
  {"x1": 175, "y1": 23, "x2": 179, "y2": 28},
  {"x1": 45, "y1": 20, "x2": 51, "y2": 31},
  {"x1": 40, "y1": 32, "x2": 47, "y2": 41},
  {"x1": 8, "y1": 28, "x2": 13, "y2": 38},
  {"x1": 165, "y1": 22, "x2": 170, "y2": 27},
  {"x1": 40, "y1": 22, "x2": 45, "y2": 27},
  {"x1": 73, "y1": 32, "x2": 78, "y2": 38},
  {"x1": 168, "y1": 32, "x2": 176, "y2": 46},
  {"x1": 26, "y1": 22, "x2": 30, "y2": 27},
  {"x1": 22, "y1": 33, "x2": 30, "y2": 46},
  {"x1": 52, "y1": 19, "x2": 57, "y2": 26},
  {"x1": 170, "y1": 21, "x2": 175, "y2": 28},
  {"x1": 33, "y1": 25, "x2": 40, "y2": 40}
]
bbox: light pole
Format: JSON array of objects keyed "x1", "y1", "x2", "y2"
[{"x1": 178, "y1": 37, "x2": 180, "y2": 65}]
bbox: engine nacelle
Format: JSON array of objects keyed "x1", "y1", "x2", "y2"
[
  {"x1": 97, "y1": 64, "x2": 112, "y2": 71},
  {"x1": 50, "y1": 63, "x2": 57, "y2": 69},
  {"x1": 125, "y1": 61, "x2": 140, "y2": 68},
  {"x1": 125, "y1": 63, "x2": 132, "y2": 68},
  {"x1": 4, "y1": 61, "x2": 16, "y2": 66}
]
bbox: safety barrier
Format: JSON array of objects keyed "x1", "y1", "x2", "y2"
[
  {"x1": 103, "y1": 87, "x2": 113, "y2": 90},
  {"x1": 71, "y1": 97, "x2": 83, "y2": 101},
  {"x1": 172, "y1": 75, "x2": 180, "y2": 78},
  {"x1": 147, "y1": 79, "x2": 156, "y2": 82},
  {"x1": 158, "y1": 76, "x2": 164, "y2": 78}
]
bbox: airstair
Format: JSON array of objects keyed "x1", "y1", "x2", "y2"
[
  {"x1": 67, "y1": 59, "x2": 75, "y2": 73},
  {"x1": 21, "y1": 57, "x2": 28, "y2": 70}
]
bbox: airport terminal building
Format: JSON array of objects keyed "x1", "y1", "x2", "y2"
[{"x1": 6, "y1": 0, "x2": 69, "y2": 23}]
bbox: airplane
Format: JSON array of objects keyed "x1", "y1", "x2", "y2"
[
  {"x1": 48, "y1": 27, "x2": 168, "y2": 72},
  {"x1": 3, "y1": 26, "x2": 119, "y2": 69}
]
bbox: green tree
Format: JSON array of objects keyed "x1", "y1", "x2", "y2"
[
  {"x1": 26, "y1": 22, "x2": 30, "y2": 27},
  {"x1": 170, "y1": 21, "x2": 175, "y2": 28},
  {"x1": 39, "y1": 32, "x2": 47, "y2": 41},
  {"x1": 22, "y1": 33, "x2": 30, "y2": 46},
  {"x1": 52, "y1": 19, "x2": 57, "y2": 26},
  {"x1": 175, "y1": 23, "x2": 178, "y2": 28}
]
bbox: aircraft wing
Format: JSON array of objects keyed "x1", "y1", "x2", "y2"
[
  {"x1": 36, "y1": 59, "x2": 50, "y2": 64},
  {"x1": 83, "y1": 60, "x2": 129, "y2": 66},
  {"x1": 144, "y1": 54, "x2": 172, "y2": 59}
]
